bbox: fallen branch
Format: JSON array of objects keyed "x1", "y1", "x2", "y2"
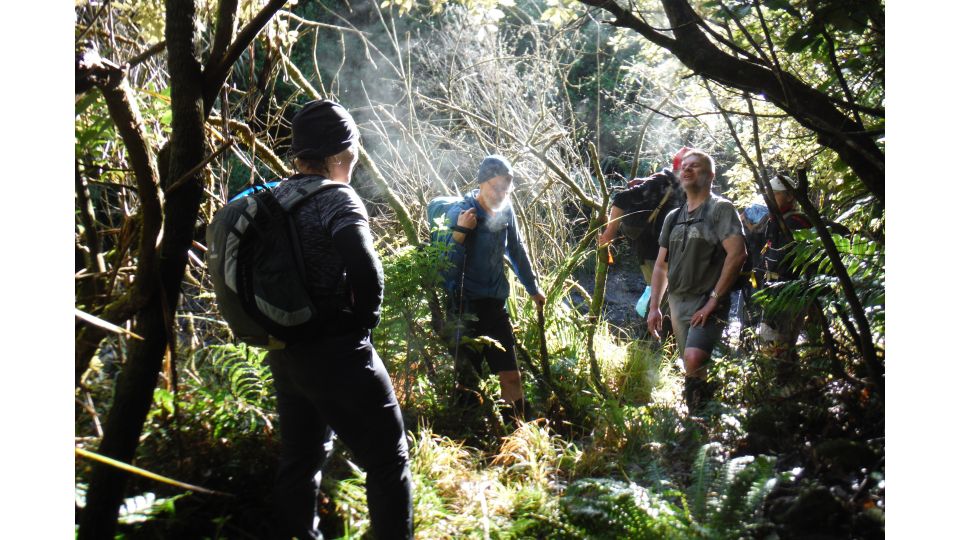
[{"x1": 75, "y1": 447, "x2": 231, "y2": 497}]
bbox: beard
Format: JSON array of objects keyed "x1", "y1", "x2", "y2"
[
  {"x1": 682, "y1": 172, "x2": 710, "y2": 191},
  {"x1": 487, "y1": 194, "x2": 511, "y2": 213}
]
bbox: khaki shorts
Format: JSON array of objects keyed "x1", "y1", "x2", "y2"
[{"x1": 669, "y1": 293, "x2": 728, "y2": 357}]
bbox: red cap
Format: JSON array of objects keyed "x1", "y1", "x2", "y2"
[{"x1": 672, "y1": 147, "x2": 692, "y2": 172}]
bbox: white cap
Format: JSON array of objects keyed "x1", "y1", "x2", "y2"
[{"x1": 769, "y1": 174, "x2": 795, "y2": 192}]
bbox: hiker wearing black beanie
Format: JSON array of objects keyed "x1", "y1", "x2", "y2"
[
  {"x1": 268, "y1": 100, "x2": 413, "y2": 539},
  {"x1": 291, "y1": 99, "x2": 360, "y2": 162}
]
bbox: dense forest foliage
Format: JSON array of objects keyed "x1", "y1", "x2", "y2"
[{"x1": 74, "y1": 0, "x2": 884, "y2": 537}]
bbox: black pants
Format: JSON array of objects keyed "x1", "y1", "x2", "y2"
[
  {"x1": 447, "y1": 296, "x2": 518, "y2": 375},
  {"x1": 267, "y1": 330, "x2": 413, "y2": 540}
]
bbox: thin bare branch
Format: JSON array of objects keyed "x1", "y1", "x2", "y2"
[
  {"x1": 203, "y1": 0, "x2": 289, "y2": 112},
  {"x1": 76, "y1": 308, "x2": 144, "y2": 341},
  {"x1": 125, "y1": 41, "x2": 166, "y2": 69}
]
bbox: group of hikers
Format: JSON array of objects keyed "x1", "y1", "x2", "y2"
[
  {"x1": 214, "y1": 99, "x2": 815, "y2": 538},
  {"x1": 598, "y1": 148, "x2": 815, "y2": 411}
]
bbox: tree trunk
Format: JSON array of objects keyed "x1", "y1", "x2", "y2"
[
  {"x1": 78, "y1": 0, "x2": 207, "y2": 536},
  {"x1": 585, "y1": 143, "x2": 610, "y2": 393},
  {"x1": 78, "y1": 0, "x2": 290, "y2": 535}
]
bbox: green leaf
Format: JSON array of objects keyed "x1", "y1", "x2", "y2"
[
  {"x1": 825, "y1": 9, "x2": 867, "y2": 33},
  {"x1": 843, "y1": 56, "x2": 867, "y2": 71},
  {"x1": 75, "y1": 92, "x2": 101, "y2": 116},
  {"x1": 153, "y1": 388, "x2": 174, "y2": 414},
  {"x1": 731, "y1": 4, "x2": 752, "y2": 18}
]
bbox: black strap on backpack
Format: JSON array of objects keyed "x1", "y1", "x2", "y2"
[
  {"x1": 279, "y1": 177, "x2": 343, "y2": 211},
  {"x1": 279, "y1": 177, "x2": 347, "y2": 284}
]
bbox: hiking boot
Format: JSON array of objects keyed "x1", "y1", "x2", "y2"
[
  {"x1": 684, "y1": 376, "x2": 716, "y2": 417},
  {"x1": 500, "y1": 398, "x2": 531, "y2": 429}
]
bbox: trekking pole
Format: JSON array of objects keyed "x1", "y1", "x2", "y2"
[
  {"x1": 454, "y1": 248, "x2": 467, "y2": 369},
  {"x1": 536, "y1": 303, "x2": 551, "y2": 383},
  {"x1": 452, "y1": 241, "x2": 483, "y2": 407}
]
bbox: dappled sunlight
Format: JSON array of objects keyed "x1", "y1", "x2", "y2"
[{"x1": 75, "y1": 0, "x2": 883, "y2": 537}]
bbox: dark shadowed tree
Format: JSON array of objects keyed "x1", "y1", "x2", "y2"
[{"x1": 76, "y1": 0, "x2": 287, "y2": 537}]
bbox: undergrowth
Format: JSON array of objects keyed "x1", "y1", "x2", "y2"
[{"x1": 75, "y1": 236, "x2": 884, "y2": 539}]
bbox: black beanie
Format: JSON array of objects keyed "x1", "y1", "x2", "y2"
[{"x1": 291, "y1": 100, "x2": 359, "y2": 160}]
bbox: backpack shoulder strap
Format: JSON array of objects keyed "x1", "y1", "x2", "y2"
[
  {"x1": 664, "y1": 206, "x2": 681, "y2": 237},
  {"x1": 278, "y1": 177, "x2": 349, "y2": 212},
  {"x1": 451, "y1": 195, "x2": 475, "y2": 220},
  {"x1": 661, "y1": 207, "x2": 681, "y2": 262},
  {"x1": 647, "y1": 185, "x2": 674, "y2": 224}
]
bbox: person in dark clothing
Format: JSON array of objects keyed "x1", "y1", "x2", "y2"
[
  {"x1": 438, "y1": 155, "x2": 545, "y2": 426},
  {"x1": 597, "y1": 167, "x2": 682, "y2": 284},
  {"x1": 267, "y1": 100, "x2": 413, "y2": 540},
  {"x1": 756, "y1": 174, "x2": 814, "y2": 356},
  {"x1": 597, "y1": 150, "x2": 686, "y2": 335}
]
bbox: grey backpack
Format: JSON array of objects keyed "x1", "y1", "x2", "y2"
[{"x1": 206, "y1": 177, "x2": 345, "y2": 349}]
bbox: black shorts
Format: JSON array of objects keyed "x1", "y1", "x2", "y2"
[{"x1": 447, "y1": 296, "x2": 518, "y2": 374}]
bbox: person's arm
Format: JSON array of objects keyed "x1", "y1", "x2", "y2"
[
  {"x1": 689, "y1": 234, "x2": 747, "y2": 327},
  {"x1": 332, "y1": 223, "x2": 384, "y2": 329},
  {"x1": 435, "y1": 206, "x2": 475, "y2": 292},
  {"x1": 452, "y1": 207, "x2": 477, "y2": 245},
  {"x1": 505, "y1": 211, "x2": 545, "y2": 307},
  {"x1": 598, "y1": 205, "x2": 625, "y2": 246},
  {"x1": 646, "y1": 246, "x2": 669, "y2": 339}
]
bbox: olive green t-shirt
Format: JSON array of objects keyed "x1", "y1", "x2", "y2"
[{"x1": 659, "y1": 193, "x2": 744, "y2": 298}]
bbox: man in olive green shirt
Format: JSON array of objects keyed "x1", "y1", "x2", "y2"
[{"x1": 647, "y1": 149, "x2": 747, "y2": 416}]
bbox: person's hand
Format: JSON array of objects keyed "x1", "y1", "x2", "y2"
[
  {"x1": 532, "y1": 292, "x2": 546, "y2": 310},
  {"x1": 690, "y1": 298, "x2": 718, "y2": 328},
  {"x1": 647, "y1": 307, "x2": 662, "y2": 340},
  {"x1": 457, "y1": 208, "x2": 477, "y2": 230},
  {"x1": 598, "y1": 229, "x2": 614, "y2": 247}
]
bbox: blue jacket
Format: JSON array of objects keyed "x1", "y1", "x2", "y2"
[{"x1": 439, "y1": 190, "x2": 541, "y2": 300}]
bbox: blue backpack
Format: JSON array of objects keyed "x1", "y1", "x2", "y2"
[{"x1": 426, "y1": 196, "x2": 469, "y2": 242}]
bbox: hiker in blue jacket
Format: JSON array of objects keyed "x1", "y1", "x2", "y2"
[
  {"x1": 267, "y1": 100, "x2": 412, "y2": 539},
  {"x1": 439, "y1": 155, "x2": 545, "y2": 426}
]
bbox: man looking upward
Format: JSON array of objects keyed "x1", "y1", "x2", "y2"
[{"x1": 647, "y1": 149, "x2": 747, "y2": 416}]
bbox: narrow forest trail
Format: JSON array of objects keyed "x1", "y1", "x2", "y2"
[{"x1": 572, "y1": 244, "x2": 648, "y2": 338}]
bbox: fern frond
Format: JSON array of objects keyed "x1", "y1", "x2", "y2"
[
  {"x1": 204, "y1": 343, "x2": 272, "y2": 404},
  {"x1": 710, "y1": 455, "x2": 777, "y2": 533},
  {"x1": 687, "y1": 443, "x2": 724, "y2": 522},
  {"x1": 561, "y1": 478, "x2": 689, "y2": 539}
]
